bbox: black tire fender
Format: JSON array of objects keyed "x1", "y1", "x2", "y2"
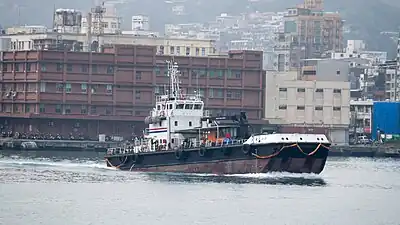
[
  {"x1": 199, "y1": 147, "x2": 207, "y2": 157},
  {"x1": 175, "y1": 149, "x2": 183, "y2": 160},
  {"x1": 242, "y1": 144, "x2": 252, "y2": 155}
]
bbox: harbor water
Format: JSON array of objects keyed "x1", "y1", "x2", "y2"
[{"x1": 0, "y1": 151, "x2": 399, "y2": 225}]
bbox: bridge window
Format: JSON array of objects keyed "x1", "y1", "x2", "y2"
[
  {"x1": 176, "y1": 104, "x2": 184, "y2": 109},
  {"x1": 194, "y1": 104, "x2": 202, "y2": 110},
  {"x1": 184, "y1": 104, "x2": 193, "y2": 109}
]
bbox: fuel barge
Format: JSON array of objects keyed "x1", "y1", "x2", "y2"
[{"x1": 104, "y1": 61, "x2": 331, "y2": 174}]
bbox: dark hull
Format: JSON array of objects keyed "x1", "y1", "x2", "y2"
[{"x1": 105, "y1": 143, "x2": 330, "y2": 174}]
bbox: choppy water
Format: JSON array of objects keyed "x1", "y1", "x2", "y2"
[{"x1": 0, "y1": 151, "x2": 399, "y2": 225}]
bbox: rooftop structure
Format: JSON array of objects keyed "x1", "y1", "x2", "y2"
[{"x1": 0, "y1": 31, "x2": 217, "y2": 56}]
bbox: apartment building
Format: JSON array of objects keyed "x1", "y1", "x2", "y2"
[
  {"x1": 265, "y1": 60, "x2": 351, "y2": 145},
  {"x1": 272, "y1": 0, "x2": 344, "y2": 71},
  {"x1": 350, "y1": 99, "x2": 373, "y2": 135}
]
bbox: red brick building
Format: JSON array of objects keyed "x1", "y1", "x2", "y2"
[{"x1": 0, "y1": 45, "x2": 265, "y2": 138}]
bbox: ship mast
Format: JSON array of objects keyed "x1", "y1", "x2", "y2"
[{"x1": 166, "y1": 60, "x2": 182, "y2": 99}]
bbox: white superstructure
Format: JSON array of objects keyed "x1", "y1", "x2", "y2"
[{"x1": 143, "y1": 60, "x2": 204, "y2": 150}]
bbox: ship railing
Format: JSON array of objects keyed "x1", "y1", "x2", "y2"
[
  {"x1": 179, "y1": 139, "x2": 247, "y2": 149},
  {"x1": 106, "y1": 139, "x2": 248, "y2": 155}
]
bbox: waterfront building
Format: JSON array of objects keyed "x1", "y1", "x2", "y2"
[
  {"x1": 264, "y1": 59, "x2": 350, "y2": 145},
  {"x1": 0, "y1": 46, "x2": 263, "y2": 138}
]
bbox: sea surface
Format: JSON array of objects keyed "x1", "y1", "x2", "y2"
[{"x1": 0, "y1": 151, "x2": 399, "y2": 225}]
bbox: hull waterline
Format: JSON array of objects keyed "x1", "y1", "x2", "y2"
[
  {"x1": 106, "y1": 157, "x2": 327, "y2": 174},
  {"x1": 105, "y1": 143, "x2": 329, "y2": 175}
]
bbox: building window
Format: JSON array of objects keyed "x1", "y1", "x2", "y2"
[
  {"x1": 226, "y1": 90, "x2": 242, "y2": 99},
  {"x1": 55, "y1": 104, "x2": 61, "y2": 113},
  {"x1": 195, "y1": 47, "x2": 199, "y2": 56},
  {"x1": 192, "y1": 69, "x2": 206, "y2": 78},
  {"x1": 159, "y1": 45, "x2": 164, "y2": 55},
  {"x1": 234, "y1": 90, "x2": 242, "y2": 99},
  {"x1": 56, "y1": 63, "x2": 63, "y2": 72},
  {"x1": 26, "y1": 63, "x2": 31, "y2": 72},
  {"x1": 333, "y1": 89, "x2": 341, "y2": 93},
  {"x1": 201, "y1": 47, "x2": 205, "y2": 56},
  {"x1": 186, "y1": 47, "x2": 190, "y2": 56},
  {"x1": 279, "y1": 88, "x2": 287, "y2": 92},
  {"x1": 297, "y1": 88, "x2": 305, "y2": 92},
  {"x1": 279, "y1": 105, "x2": 287, "y2": 110},
  {"x1": 176, "y1": 46, "x2": 181, "y2": 55},
  {"x1": 66, "y1": 64, "x2": 72, "y2": 72},
  {"x1": 40, "y1": 82, "x2": 46, "y2": 92},
  {"x1": 81, "y1": 65, "x2": 89, "y2": 73},
  {"x1": 56, "y1": 83, "x2": 64, "y2": 92},
  {"x1": 154, "y1": 67, "x2": 161, "y2": 76},
  {"x1": 336, "y1": 70, "x2": 340, "y2": 75},
  {"x1": 81, "y1": 83, "x2": 87, "y2": 92},
  {"x1": 2, "y1": 63, "x2": 7, "y2": 72},
  {"x1": 91, "y1": 84, "x2": 97, "y2": 94},
  {"x1": 315, "y1": 88, "x2": 323, "y2": 93},
  {"x1": 315, "y1": 106, "x2": 323, "y2": 110},
  {"x1": 208, "y1": 89, "x2": 214, "y2": 98},
  {"x1": 91, "y1": 106, "x2": 97, "y2": 114},
  {"x1": 170, "y1": 46, "x2": 175, "y2": 54},
  {"x1": 175, "y1": 121, "x2": 178, "y2": 126},
  {"x1": 189, "y1": 121, "x2": 192, "y2": 127},
  {"x1": 25, "y1": 104, "x2": 30, "y2": 113},
  {"x1": 105, "y1": 108, "x2": 112, "y2": 115},
  {"x1": 39, "y1": 104, "x2": 45, "y2": 113},
  {"x1": 106, "y1": 84, "x2": 112, "y2": 93},
  {"x1": 209, "y1": 69, "x2": 224, "y2": 78},
  {"x1": 233, "y1": 70, "x2": 241, "y2": 79},
  {"x1": 15, "y1": 63, "x2": 21, "y2": 72},
  {"x1": 136, "y1": 71, "x2": 142, "y2": 80},
  {"x1": 64, "y1": 105, "x2": 71, "y2": 114},
  {"x1": 81, "y1": 105, "x2": 87, "y2": 114},
  {"x1": 297, "y1": 106, "x2": 305, "y2": 110},
  {"x1": 65, "y1": 83, "x2": 71, "y2": 93},
  {"x1": 135, "y1": 90, "x2": 141, "y2": 99},
  {"x1": 227, "y1": 90, "x2": 232, "y2": 99},
  {"x1": 40, "y1": 63, "x2": 47, "y2": 72},
  {"x1": 333, "y1": 107, "x2": 341, "y2": 111},
  {"x1": 92, "y1": 65, "x2": 98, "y2": 73},
  {"x1": 107, "y1": 65, "x2": 114, "y2": 74}
]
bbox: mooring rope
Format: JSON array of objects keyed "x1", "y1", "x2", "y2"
[{"x1": 251, "y1": 143, "x2": 330, "y2": 159}]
